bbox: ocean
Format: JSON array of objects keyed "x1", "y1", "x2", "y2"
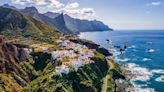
[{"x1": 79, "y1": 30, "x2": 164, "y2": 92}]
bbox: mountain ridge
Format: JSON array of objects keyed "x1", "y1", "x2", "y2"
[
  {"x1": 0, "y1": 6, "x2": 59, "y2": 37},
  {"x1": 1, "y1": 4, "x2": 113, "y2": 34}
]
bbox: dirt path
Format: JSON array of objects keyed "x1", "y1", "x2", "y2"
[{"x1": 101, "y1": 59, "x2": 114, "y2": 92}]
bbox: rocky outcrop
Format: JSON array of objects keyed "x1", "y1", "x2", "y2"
[
  {"x1": 71, "y1": 39, "x2": 113, "y2": 56},
  {"x1": 0, "y1": 38, "x2": 28, "y2": 73},
  {"x1": 0, "y1": 38, "x2": 37, "y2": 90}
]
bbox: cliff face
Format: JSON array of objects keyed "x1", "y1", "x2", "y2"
[
  {"x1": 52, "y1": 13, "x2": 72, "y2": 34},
  {"x1": 63, "y1": 14, "x2": 112, "y2": 33},
  {"x1": 0, "y1": 38, "x2": 28, "y2": 73},
  {"x1": 0, "y1": 38, "x2": 38, "y2": 91}
]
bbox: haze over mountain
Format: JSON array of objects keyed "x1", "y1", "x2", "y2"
[
  {"x1": 44, "y1": 12, "x2": 60, "y2": 19},
  {"x1": 1, "y1": 4, "x2": 17, "y2": 10},
  {"x1": 1, "y1": 4, "x2": 112, "y2": 34}
]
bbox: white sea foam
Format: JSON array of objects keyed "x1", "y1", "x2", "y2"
[
  {"x1": 126, "y1": 87, "x2": 155, "y2": 92},
  {"x1": 126, "y1": 81, "x2": 155, "y2": 92},
  {"x1": 125, "y1": 63, "x2": 153, "y2": 82},
  {"x1": 146, "y1": 49, "x2": 155, "y2": 53},
  {"x1": 155, "y1": 76, "x2": 164, "y2": 82},
  {"x1": 125, "y1": 63, "x2": 164, "y2": 82},
  {"x1": 128, "y1": 45, "x2": 136, "y2": 48},
  {"x1": 108, "y1": 48, "x2": 121, "y2": 56},
  {"x1": 120, "y1": 58, "x2": 130, "y2": 62},
  {"x1": 114, "y1": 57, "x2": 130, "y2": 62},
  {"x1": 151, "y1": 69, "x2": 164, "y2": 74},
  {"x1": 143, "y1": 58, "x2": 152, "y2": 61}
]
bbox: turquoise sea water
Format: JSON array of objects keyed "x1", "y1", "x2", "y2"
[{"x1": 79, "y1": 30, "x2": 164, "y2": 92}]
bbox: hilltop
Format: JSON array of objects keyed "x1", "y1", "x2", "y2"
[{"x1": 0, "y1": 7, "x2": 60, "y2": 37}]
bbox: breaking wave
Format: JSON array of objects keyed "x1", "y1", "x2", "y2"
[
  {"x1": 143, "y1": 58, "x2": 152, "y2": 61},
  {"x1": 146, "y1": 49, "x2": 155, "y2": 53},
  {"x1": 155, "y1": 76, "x2": 164, "y2": 82},
  {"x1": 125, "y1": 63, "x2": 164, "y2": 82},
  {"x1": 125, "y1": 63, "x2": 153, "y2": 82}
]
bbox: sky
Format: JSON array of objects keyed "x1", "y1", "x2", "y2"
[{"x1": 0, "y1": 0, "x2": 164, "y2": 30}]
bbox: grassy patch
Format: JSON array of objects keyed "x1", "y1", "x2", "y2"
[{"x1": 94, "y1": 51, "x2": 106, "y2": 60}]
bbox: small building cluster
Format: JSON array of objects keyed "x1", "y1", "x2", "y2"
[
  {"x1": 52, "y1": 39, "x2": 95, "y2": 75},
  {"x1": 24, "y1": 38, "x2": 96, "y2": 75}
]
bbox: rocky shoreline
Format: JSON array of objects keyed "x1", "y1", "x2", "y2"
[{"x1": 71, "y1": 38, "x2": 134, "y2": 92}]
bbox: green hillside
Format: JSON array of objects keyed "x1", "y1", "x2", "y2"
[{"x1": 0, "y1": 7, "x2": 59, "y2": 37}]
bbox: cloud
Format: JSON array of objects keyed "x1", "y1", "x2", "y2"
[
  {"x1": 146, "y1": 1, "x2": 163, "y2": 6},
  {"x1": 12, "y1": 0, "x2": 64, "y2": 7},
  {"x1": 65, "y1": 2, "x2": 79, "y2": 9},
  {"x1": 11, "y1": 0, "x2": 26, "y2": 5},
  {"x1": 62, "y1": 7, "x2": 96, "y2": 20},
  {"x1": 11, "y1": 0, "x2": 97, "y2": 20},
  {"x1": 48, "y1": 0, "x2": 64, "y2": 9},
  {"x1": 61, "y1": 3, "x2": 96, "y2": 20},
  {"x1": 81, "y1": 8, "x2": 95, "y2": 15}
]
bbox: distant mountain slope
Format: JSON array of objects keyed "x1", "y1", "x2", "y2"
[
  {"x1": 46, "y1": 13, "x2": 113, "y2": 33},
  {"x1": 1, "y1": 4, "x2": 112, "y2": 34},
  {"x1": 44, "y1": 12, "x2": 60, "y2": 19},
  {"x1": 20, "y1": 7, "x2": 55, "y2": 27},
  {"x1": 0, "y1": 7, "x2": 58, "y2": 37},
  {"x1": 52, "y1": 13, "x2": 72, "y2": 34},
  {"x1": 1, "y1": 4, "x2": 17, "y2": 10},
  {"x1": 21, "y1": 7, "x2": 72, "y2": 34},
  {"x1": 21, "y1": 6, "x2": 112, "y2": 34},
  {"x1": 63, "y1": 14, "x2": 112, "y2": 33}
]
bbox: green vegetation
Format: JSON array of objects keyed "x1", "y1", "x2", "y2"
[
  {"x1": 94, "y1": 51, "x2": 106, "y2": 60},
  {"x1": 0, "y1": 74, "x2": 23, "y2": 92},
  {"x1": 25, "y1": 63, "x2": 106, "y2": 92},
  {"x1": 0, "y1": 7, "x2": 60, "y2": 38},
  {"x1": 107, "y1": 75, "x2": 115, "y2": 92}
]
